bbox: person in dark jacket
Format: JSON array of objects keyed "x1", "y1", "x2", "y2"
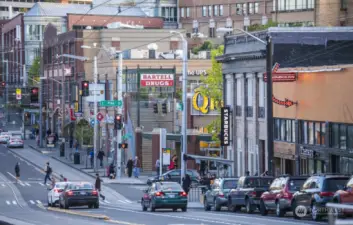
[
  {"x1": 97, "y1": 150, "x2": 105, "y2": 168},
  {"x1": 126, "y1": 158, "x2": 133, "y2": 178},
  {"x1": 95, "y1": 174, "x2": 105, "y2": 201},
  {"x1": 182, "y1": 174, "x2": 192, "y2": 194},
  {"x1": 109, "y1": 163, "x2": 115, "y2": 179},
  {"x1": 15, "y1": 162, "x2": 20, "y2": 183}
]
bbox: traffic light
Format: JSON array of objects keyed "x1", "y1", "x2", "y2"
[
  {"x1": 30, "y1": 87, "x2": 39, "y2": 103},
  {"x1": 162, "y1": 103, "x2": 167, "y2": 114},
  {"x1": 114, "y1": 114, "x2": 123, "y2": 130},
  {"x1": 118, "y1": 143, "x2": 128, "y2": 149},
  {"x1": 81, "y1": 80, "x2": 89, "y2": 96},
  {"x1": 153, "y1": 103, "x2": 158, "y2": 114}
]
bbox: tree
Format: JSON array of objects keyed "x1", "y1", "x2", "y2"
[
  {"x1": 198, "y1": 45, "x2": 224, "y2": 141},
  {"x1": 248, "y1": 20, "x2": 279, "y2": 32},
  {"x1": 74, "y1": 120, "x2": 94, "y2": 146},
  {"x1": 28, "y1": 56, "x2": 40, "y2": 86},
  {"x1": 191, "y1": 40, "x2": 214, "y2": 55}
]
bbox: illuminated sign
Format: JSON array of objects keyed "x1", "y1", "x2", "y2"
[
  {"x1": 187, "y1": 70, "x2": 207, "y2": 76},
  {"x1": 263, "y1": 73, "x2": 297, "y2": 82},
  {"x1": 272, "y1": 95, "x2": 297, "y2": 108},
  {"x1": 221, "y1": 107, "x2": 230, "y2": 146},
  {"x1": 140, "y1": 74, "x2": 174, "y2": 87}
]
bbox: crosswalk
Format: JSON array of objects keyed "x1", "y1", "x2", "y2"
[
  {"x1": 4, "y1": 199, "x2": 44, "y2": 206},
  {"x1": 0, "y1": 181, "x2": 46, "y2": 187}
]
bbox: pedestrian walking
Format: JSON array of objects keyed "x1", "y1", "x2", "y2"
[
  {"x1": 155, "y1": 159, "x2": 160, "y2": 176},
  {"x1": 15, "y1": 162, "x2": 20, "y2": 184},
  {"x1": 97, "y1": 150, "x2": 105, "y2": 168},
  {"x1": 126, "y1": 158, "x2": 133, "y2": 178},
  {"x1": 89, "y1": 150, "x2": 94, "y2": 168},
  {"x1": 95, "y1": 174, "x2": 105, "y2": 201},
  {"x1": 44, "y1": 162, "x2": 52, "y2": 185},
  {"x1": 182, "y1": 174, "x2": 191, "y2": 195},
  {"x1": 133, "y1": 156, "x2": 140, "y2": 178}
]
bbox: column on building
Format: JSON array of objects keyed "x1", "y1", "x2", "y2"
[
  {"x1": 225, "y1": 74, "x2": 234, "y2": 176},
  {"x1": 235, "y1": 73, "x2": 245, "y2": 177},
  {"x1": 257, "y1": 73, "x2": 267, "y2": 174}
]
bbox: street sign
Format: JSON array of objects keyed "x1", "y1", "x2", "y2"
[
  {"x1": 74, "y1": 112, "x2": 83, "y2": 117},
  {"x1": 90, "y1": 119, "x2": 95, "y2": 127},
  {"x1": 100, "y1": 100, "x2": 122, "y2": 107},
  {"x1": 176, "y1": 102, "x2": 183, "y2": 111},
  {"x1": 96, "y1": 112, "x2": 104, "y2": 121},
  {"x1": 16, "y1": 88, "x2": 21, "y2": 100},
  {"x1": 122, "y1": 134, "x2": 132, "y2": 140}
]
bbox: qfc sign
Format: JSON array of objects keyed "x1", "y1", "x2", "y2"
[
  {"x1": 16, "y1": 88, "x2": 21, "y2": 100},
  {"x1": 221, "y1": 107, "x2": 230, "y2": 146}
]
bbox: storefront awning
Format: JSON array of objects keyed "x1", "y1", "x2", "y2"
[
  {"x1": 185, "y1": 154, "x2": 234, "y2": 165},
  {"x1": 142, "y1": 132, "x2": 213, "y2": 142}
]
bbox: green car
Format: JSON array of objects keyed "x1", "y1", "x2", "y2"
[{"x1": 141, "y1": 181, "x2": 188, "y2": 212}]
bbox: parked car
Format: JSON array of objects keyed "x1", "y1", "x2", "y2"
[
  {"x1": 332, "y1": 175, "x2": 353, "y2": 217},
  {"x1": 147, "y1": 169, "x2": 201, "y2": 187},
  {"x1": 7, "y1": 137, "x2": 23, "y2": 148},
  {"x1": 291, "y1": 173, "x2": 349, "y2": 221},
  {"x1": 141, "y1": 181, "x2": 188, "y2": 212},
  {"x1": 228, "y1": 176, "x2": 274, "y2": 213},
  {"x1": 59, "y1": 182, "x2": 99, "y2": 209},
  {"x1": 260, "y1": 175, "x2": 308, "y2": 217},
  {"x1": 204, "y1": 178, "x2": 239, "y2": 211},
  {"x1": 0, "y1": 133, "x2": 10, "y2": 144},
  {"x1": 47, "y1": 182, "x2": 70, "y2": 207}
]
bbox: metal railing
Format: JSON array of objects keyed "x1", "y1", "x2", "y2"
[
  {"x1": 188, "y1": 186, "x2": 206, "y2": 203},
  {"x1": 326, "y1": 203, "x2": 353, "y2": 225}
]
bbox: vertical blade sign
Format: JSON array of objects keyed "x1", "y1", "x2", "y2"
[{"x1": 221, "y1": 107, "x2": 230, "y2": 146}]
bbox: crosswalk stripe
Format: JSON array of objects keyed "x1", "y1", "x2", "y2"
[
  {"x1": 36, "y1": 200, "x2": 42, "y2": 204},
  {"x1": 1, "y1": 184, "x2": 5, "y2": 187},
  {"x1": 104, "y1": 200, "x2": 110, "y2": 203},
  {"x1": 24, "y1": 182, "x2": 31, "y2": 186},
  {"x1": 12, "y1": 201, "x2": 17, "y2": 205},
  {"x1": 6, "y1": 201, "x2": 10, "y2": 205},
  {"x1": 124, "y1": 199, "x2": 132, "y2": 203},
  {"x1": 30, "y1": 200, "x2": 35, "y2": 204},
  {"x1": 38, "y1": 183, "x2": 44, "y2": 186}
]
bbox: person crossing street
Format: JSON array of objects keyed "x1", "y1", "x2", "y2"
[
  {"x1": 14, "y1": 162, "x2": 20, "y2": 184},
  {"x1": 95, "y1": 173, "x2": 105, "y2": 201},
  {"x1": 44, "y1": 162, "x2": 52, "y2": 185}
]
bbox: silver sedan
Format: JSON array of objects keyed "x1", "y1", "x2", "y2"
[{"x1": 7, "y1": 138, "x2": 24, "y2": 148}]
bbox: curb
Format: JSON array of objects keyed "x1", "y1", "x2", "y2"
[
  {"x1": 28, "y1": 144, "x2": 46, "y2": 154},
  {"x1": 47, "y1": 207, "x2": 110, "y2": 220}
]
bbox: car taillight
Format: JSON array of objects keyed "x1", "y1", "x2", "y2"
[
  {"x1": 218, "y1": 192, "x2": 224, "y2": 197},
  {"x1": 320, "y1": 192, "x2": 334, "y2": 197},
  {"x1": 283, "y1": 191, "x2": 292, "y2": 199},
  {"x1": 54, "y1": 189, "x2": 63, "y2": 193},
  {"x1": 250, "y1": 191, "x2": 257, "y2": 197},
  {"x1": 66, "y1": 191, "x2": 73, "y2": 196},
  {"x1": 92, "y1": 190, "x2": 98, "y2": 196},
  {"x1": 180, "y1": 192, "x2": 187, "y2": 197},
  {"x1": 155, "y1": 192, "x2": 164, "y2": 197}
]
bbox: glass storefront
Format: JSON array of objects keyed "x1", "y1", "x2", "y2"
[
  {"x1": 340, "y1": 157, "x2": 353, "y2": 174},
  {"x1": 300, "y1": 158, "x2": 326, "y2": 175}
]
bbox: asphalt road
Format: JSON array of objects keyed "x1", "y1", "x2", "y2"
[{"x1": 107, "y1": 183, "x2": 147, "y2": 202}]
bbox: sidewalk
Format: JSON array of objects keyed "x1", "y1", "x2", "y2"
[{"x1": 26, "y1": 140, "x2": 148, "y2": 185}]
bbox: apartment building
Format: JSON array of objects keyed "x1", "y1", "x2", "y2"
[{"x1": 179, "y1": 0, "x2": 272, "y2": 38}]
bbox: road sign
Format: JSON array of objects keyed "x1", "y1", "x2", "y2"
[
  {"x1": 90, "y1": 119, "x2": 95, "y2": 127},
  {"x1": 96, "y1": 112, "x2": 104, "y2": 121},
  {"x1": 16, "y1": 88, "x2": 21, "y2": 100},
  {"x1": 74, "y1": 112, "x2": 83, "y2": 117},
  {"x1": 100, "y1": 100, "x2": 122, "y2": 107},
  {"x1": 122, "y1": 134, "x2": 132, "y2": 140}
]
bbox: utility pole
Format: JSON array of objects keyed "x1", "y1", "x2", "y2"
[
  {"x1": 61, "y1": 63, "x2": 65, "y2": 138},
  {"x1": 266, "y1": 36, "x2": 274, "y2": 175},
  {"x1": 39, "y1": 45, "x2": 44, "y2": 147},
  {"x1": 116, "y1": 52, "x2": 123, "y2": 179},
  {"x1": 5, "y1": 61, "x2": 8, "y2": 122},
  {"x1": 93, "y1": 56, "x2": 98, "y2": 172}
]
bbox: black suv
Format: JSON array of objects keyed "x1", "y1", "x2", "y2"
[
  {"x1": 228, "y1": 176, "x2": 274, "y2": 213},
  {"x1": 147, "y1": 169, "x2": 200, "y2": 186},
  {"x1": 291, "y1": 174, "x2": 349, "y2": 221}
]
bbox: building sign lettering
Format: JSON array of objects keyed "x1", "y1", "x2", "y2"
[
  {"x1": 188, "y1": 70, "x2": 207, "y2": 76},
  {"x1": 190, "y1": 84, "x2": 223, "y2": 115},
  {"x1": 221, "y1": 107, "x2": 230, "y2": 146},
  {"x1": 272, "y1": 95, "x2": 297, "y2": 108},
  {"x1": 300, "y1": 147, "x2": 320, "y2": 158},
  {"x1": 140, "y1": 74, "x2": 174, "y2": 87},
  {"x1": 274, "y1": 142, "x2": 296, "y2": 160},
  {"x1": 263, "y1": 73, "x2": 297, "y2": 82}
]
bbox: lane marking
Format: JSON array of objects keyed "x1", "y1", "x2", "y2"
[
  {"x1": 124, "y1": 199, "x2": 132, "y2": 203},
  {"x1": 36, "y1": 200, "x2": 42, "y2": 204},
  {"x1": 24, "y1": 182, "x2": 31, "y2": 186},
  {"x1": 118, "y1": 200, "x2": 128, "y2": 204},
  {"x1": 6, "y1": 201, "x2": 10, "y2": 205},
  {"x1": 104, "y1": 200, "x2": 111, "y2": 203},
  {"x1": 12, "y1": 201, "x2": 17, "y2": 205},
  {"x1": 1, "y1": 184, "x2": 5, "y2": 187},
  {"x1": 6, "y1": 172, "x2": 17, "y2": 180},
  {"x1": 19, "y1": 182, "x2": 25, "y2": 187},
  {"x1": 38, "y1": 182, "x2": 44, "y2": 186},
  {"x1": 30, "y1": 200, "x2": 35, "y2": 204}
]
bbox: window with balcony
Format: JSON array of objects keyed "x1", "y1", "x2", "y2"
[{"x1": 202, "y1": 6, "x2": 207, "y2": 16}]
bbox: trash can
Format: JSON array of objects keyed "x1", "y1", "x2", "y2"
[
  {"x1": 60, "y1": 143, "x2": 65, "y2": 157},
  {"x1": 74, "y1": 152, "x2": 80, "y2": 164}
]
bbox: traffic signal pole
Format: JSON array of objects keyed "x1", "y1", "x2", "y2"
[
  {"x1": 116, "y1": 52, "x2": 123, "y2": 179},
  {"x1": 93, "y1": 56, "x2": 98, "y2": 172},
  {"x1": 5, "y1": 61, "x2": 8, "y2": 122}
]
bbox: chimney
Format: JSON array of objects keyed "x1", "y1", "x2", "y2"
[{"x1": 8, "y1": 6, "x2": 13, "y2": 19}]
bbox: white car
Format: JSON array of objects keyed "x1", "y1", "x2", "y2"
[
  {"x1": 48, "y1": 182, "x2": 69, "y2": 207},
  {"x1": 0, "y1": 135, "x2": 10, "y2": 144}
]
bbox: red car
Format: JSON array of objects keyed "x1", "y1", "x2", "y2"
[
  {"x1": 332, "y1": 175, "x2": 353, "y2": 217},
  {"x1": 260, "y1": 175, "x2": 308, "y2": 217}
]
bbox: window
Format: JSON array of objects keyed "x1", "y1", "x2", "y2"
[
  {"x1": 348, "y1": 126, "x2": 353, "y2": 149},
  {"x1": 249, "y1": 3, "x2": 254, "y2": 14},
  {"x1": 340, "y1": 124, "x2": 347, "y2": 150},
  {"x1": 292, "y1": 120, "x2": 296, "y2": 142},
  {"x1": 186, "y1": 7, "x2": 190, "y2": 17},
  {"x1": 308, "y1": 122, "x2": 314, "y2": 145},
  {"x1": 236, "y1": 4, "x2": 242, "y2": 15},
  {"x1": 180, "y1": 8, "x2": 185, "y2": 17},
  {"x1": 331, "y1": 124, "x2": 339, "y2": 148},
  {"x1": 219, "y1": 5, "x2": 224, "y2": 16},
  {"x1": 236, "y1": 79, "x2": 242, "y2": 106},
  {"x1": 274, "y1": 119, "x2": 280, "y2": 140},
  {"x1": 242, "y1": 3, "x2": 247, "y2": 14},
  {"x1": 321, "y1": 122, "x2": 326, "y2": 145},
  {"x1": 254, "y1": 2, "x2": 259, "y2": 13},
  {"x1": 280, "y1": 120, "x2": 286, "y2": 140},
  {"x1": 25, "y1": 24, "x2": 41, "y2": 41},
  {"x1": 208, "y1": 5, "x2": 212, "y2": 16},
  {"x1": 308, "y1": 0, "x2": 314, "y2": 8},
  {"x1": 273, "y1": 0, "x2": 276, "y2": 11},
  {"x1": 302, "y1": 121, "x2": 308, "y2": 144},
  {"x1": 315, "y1": 122, "x2": 321, "y2": 145},
  {"x1": 247, "y1": 78, "x2": 252, "y2": 107},
  {"x1": 202, "y1": 6, "x2": 207, "y2": 16},
  {"x1": 214, "y1": 5, "x2": 218, "y2": 16},
  {"x1": 296, "y1": 0, "x2": 305, "y2": 9},
  {"x1": 287, "y1": 0, "x2": 296, "y2": 10},
  {"x1": 278, "y1": 0, "x2": 285, "y2": 10},
  {"x1": 258, "y1": 78, "x2": 265, "y2": 107},
  {"x1": 286, "y1": 120, "x2": 291, "y2": 142}
]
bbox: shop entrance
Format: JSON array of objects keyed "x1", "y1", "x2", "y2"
[{"x1": 274, "y1": 158, "x2": 295, "y2": 176}]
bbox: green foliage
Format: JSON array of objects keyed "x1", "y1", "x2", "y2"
[
  {"x1": 191, "y1": 40, "x2": 214, "y2": 55},
  {"x1": 175, "y1": 88, "x2": 182, "y2": 100},
  {"x1": 74, "y1": 120, "x2": 94, "y2": 145},
  {"x1": 28, "y1": 56, "x2": 40, "y2": 86},
  {"x1": 247, "y1": 20, "x2": 279, "y2": 32},
  {"x1": 198, "y1": 45, "x2": 224, "y2": 141}
]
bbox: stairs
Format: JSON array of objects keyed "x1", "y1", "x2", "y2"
[
  {"x1": 142, "y1": 139, "x2": 153, "y2": 172},
  {"x1": 129, "y1": 102, "x2": 159, "y2": 132}
]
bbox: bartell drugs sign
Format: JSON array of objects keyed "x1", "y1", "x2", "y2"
[{"x1": 140, "y1": 74, "x2": 174, "y2": 87}]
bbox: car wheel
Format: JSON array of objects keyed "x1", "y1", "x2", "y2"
[
  {"x1": 149, "y1": 201, "x2": 155, "y2": 212},
  {"x1": 51, "y1": 197, "x2": 55, "y2": 207},
  {"x1": 260, "y1": 200, "x2": 268, "y2": 216},
  {"x1": 182, "y1": 206, "x2": 187, "y2": 212},
  {"x1": 141, "y1": 200, "x2": 147, "y2": 211},
  {"x1": 227, "y1": 198, "x2": 237, "y2": 212},
  {"x1": 292, "y1": 201, "x2": 300, "y2": 219},
  {"x1": 59, "y1": 201, "x2": 63, "y2": 209},
  {"x1": 88, "y1": 204, "x2": 93, "y2": 209},
  {"x1": 311, "y1": 203, "x2": 321, "y2": 221},
  {"x1": 204, "y1": 197, "x2": 211, "y2": 211},
  {"x1": 214, "y1": 199, "x2": 221, "y2": 211},
  {"x1": 276, "y1": 201, "x2": 285, "y2": 217},
  {"x1": 94, "y1": 202, "x2": 99, "y2": 209},
  {"x1": 47, "y1": 198, "x2": 52, "y2": 207},
  {"x1": 64, "y1": 201, "x2": 69, "y2": 209},
  {"x1": 173, "y1": 208, "x2": 177, "y2": 212},
  {"x1": 245, "y1": 199, "x2": 253, "y2": 214}
]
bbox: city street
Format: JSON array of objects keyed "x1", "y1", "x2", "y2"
[{"x1": 0, "y1": 143, "x2": 330, "y2": 225}]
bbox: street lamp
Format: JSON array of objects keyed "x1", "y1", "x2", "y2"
[
  {"x1": 170, "y1": 30, "x2": 188, "y2": 183},
  {"x1": 81, "y1": 44, "x2": 123, "y2": 177},
  {"x1": 217, "y1": 27, "x2": 274, "y2": 175}
]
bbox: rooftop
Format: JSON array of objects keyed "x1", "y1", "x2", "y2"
[{"x1": 25, "y1": 2, "x2": 148, "y2": 17}]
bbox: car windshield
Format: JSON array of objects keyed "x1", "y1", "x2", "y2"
[
  {"x1": 245, "y1": 178, "x2": 273, "y2": 188},
  {"x1": 55, "y1": 183, "x2": 67, "y2": 189},
  {"x1": 160, "y1": 183, "x2": 183, "y2": 191},
  {"x1": 71, "y1": 183, "x2": 93, "y2": 190},
  {"x1": 288, "y1": 179, "x2": 306, "y2": 192},
  {"x1": 323, "y1": 178, "x2": 349, "y2": 192},
  {"x1": 0, "y1": 133, "x2": 10, "y2": 136},
  {"x1": 223, "y1": 180, "x2": 238, "y2": 190},
  {"x1": 10, "y1": 138, "x2": 21, "y2": 141}
]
